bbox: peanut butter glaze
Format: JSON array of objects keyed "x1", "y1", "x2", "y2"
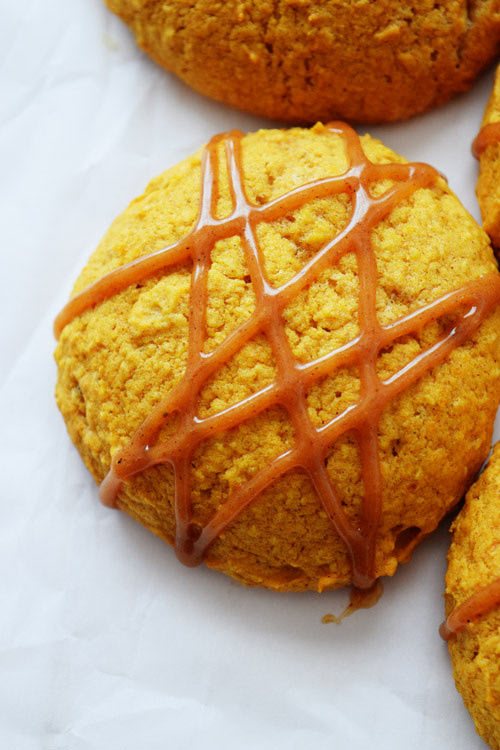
[
  {"x1": 55, "y1": 123, "x2": 500, "y2": 592},
  {"x1": 472, "y1": 122, "x2": 500, "y2": 158}
]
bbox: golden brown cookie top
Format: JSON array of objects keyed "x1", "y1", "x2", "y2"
[
  {"x1": 106, "y1": 0, "x2": 500, "y2": 123},
  {"x1": 55, "y1": 124, "x2": 500, "y2": 593}
]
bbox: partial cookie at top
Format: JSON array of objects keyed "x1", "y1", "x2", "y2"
[
  {"x1": 54, "y1": 124, "x2": 500, "y2": 593},
  {"x1": 476, "y1": 63, "x2": 500, "y2": 250},
  {"x1": 444, "y1": 444, "x2": 500, "y2": 750},
  {"x1": 104, "y1": 0, "x2": 500, "y2": 123}
]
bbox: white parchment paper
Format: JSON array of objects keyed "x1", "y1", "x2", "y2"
[{"x1": 1, "y1": 1, "x2": 499, "y2": 748}]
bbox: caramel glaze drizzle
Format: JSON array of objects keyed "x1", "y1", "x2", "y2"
[
  {"x1": 472, "y1": 122, "x2": 500, "y2": 159},
  {"x1": 55, "y1": 123, "x2": 500, "y2": 595},
  {"x1": 440, "y1": 579, "x2": 500, "y2": 641}
]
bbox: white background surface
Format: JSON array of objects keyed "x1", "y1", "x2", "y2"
[{"x1": 1, "y1": 1, "x2": 499, "y2": 748}]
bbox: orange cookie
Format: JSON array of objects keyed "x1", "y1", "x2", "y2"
[
  {"x1": 55, "y1": 124, "x2": 500, "y2": 593},
  {"x1": 105, "y1": 0, "x2": 500, "y2": 123}
]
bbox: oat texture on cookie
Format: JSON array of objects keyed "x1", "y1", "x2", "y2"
[
  {"x1": 55, "y1": 123, "x2": 500, "y2": 592},
  {"x1": 105, "y1": 0, "x2": 500, "y2": 123}
]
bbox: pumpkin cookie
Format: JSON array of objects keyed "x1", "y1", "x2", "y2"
[
  {"x1": 105, "y1": 0, "x2": 500, "y2": 123},
  {"x1": 475, "y1": 63, "x2": 500, "y2": 250},
  {"x1": 443, "y1": 443, "x2": 500, "y2": 750},
  {"x1": 54, "y1": 123, "x2": 500, "y2": 592}
]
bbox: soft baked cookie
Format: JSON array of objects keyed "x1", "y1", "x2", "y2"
[
  {"x1": 105, "y1": 0, "x2": 500, "y2": 123},
  {"x1": 475, "y1": 63, "x2": 500, "y2": 250},
  {"x1": 443, "y1": 443, "x2": 500, "y2": 750},
  {"x1": 54, "y1": 123, "x2": 500, "y2": 592}
]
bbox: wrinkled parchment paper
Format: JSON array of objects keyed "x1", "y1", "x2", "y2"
[{"x1": 1, "y1": 1, "x2": 499, "y2": 747}]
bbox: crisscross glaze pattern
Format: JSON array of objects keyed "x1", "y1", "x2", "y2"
[{"x1": 55, "y1": 123, "x2": 500, "y2": 592}]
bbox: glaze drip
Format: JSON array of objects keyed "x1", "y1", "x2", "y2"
[
  {"x1": 473, "y1": 122, "x2": 500, "y2": 159},
  {"x1": 55, "y1": 123, "x2": 500, "y2": 592},
  {"x1": 440, "y1": 579, "x2": 500, "y2": 641}
]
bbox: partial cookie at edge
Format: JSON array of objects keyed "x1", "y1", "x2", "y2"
[
  {"x1": 105, "y1": 0, "x2": 500, "y2": 123},
  {"x1": 476, "y1": 63, "x2": 500, "y2": 250},
  {"x1": 445, "y1": 443, "x2": 500, "y2": 750}
]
